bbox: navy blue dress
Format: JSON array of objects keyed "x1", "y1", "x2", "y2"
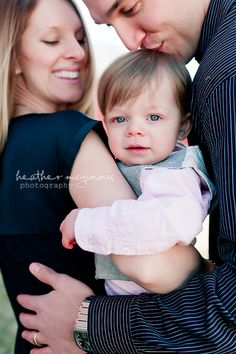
[{"x1": 0, "y1": 110, "x2": 105, "y2": 353}]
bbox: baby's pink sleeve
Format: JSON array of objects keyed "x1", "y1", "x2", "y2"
[{"x1": 75, "y1": 168, "x2": 211, "y2": 256}]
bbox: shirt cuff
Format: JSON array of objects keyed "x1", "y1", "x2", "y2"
[{"x1": 88, "y1": 295, "x2": 137, "y2": 354}]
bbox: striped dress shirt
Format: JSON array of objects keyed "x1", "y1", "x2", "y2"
[{"x1": 88, "y1": 0, "x2": 236, "y2": 352}]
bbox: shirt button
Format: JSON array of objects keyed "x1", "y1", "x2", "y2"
[
  {"x1": 122, "y1": 246, "x2": 129, "y2": 252},
  {"x1": 88, "y1": 239, "x2": 94, "y2": 245}
]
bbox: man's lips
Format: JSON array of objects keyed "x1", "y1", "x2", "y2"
[
  {"x1": 142, "y1": 41, "x2": 164, "y2": 51},
  {"x1": 153, "y1": 42, "x2": 164, "y2": 51}
]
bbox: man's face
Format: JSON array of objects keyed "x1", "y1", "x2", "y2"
[{"x1": 83, "y1": 0, "x2": 209, "y2": 63}]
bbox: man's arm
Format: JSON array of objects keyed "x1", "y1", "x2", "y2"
[
  {"x1": 18, "y1": 78, "x2": 236, "y2": 353},
  {"x1": 86, "y1": 77, "x2": 236, "y2": 353},
  {"x1": 17, "y1": 261, "x2": 236, "y2": 354},
  {"x1": 87, "y1": 264, "x2": 236, "y2": 353}
]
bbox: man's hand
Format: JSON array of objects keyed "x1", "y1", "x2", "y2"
[
  {"x1": 17, "y1": 263, "x2": 94, "y2": 354},
  {"x1": 60, "y1": 209, "x2": 80, "y2": 249}
]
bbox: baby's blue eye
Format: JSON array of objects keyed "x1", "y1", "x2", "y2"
[
  {"x1": 114, "y1": 117, "x2": 126, "y2": 123},
  {"x1": 148, "y1": 114, "x2": 160, "y2": 121}
]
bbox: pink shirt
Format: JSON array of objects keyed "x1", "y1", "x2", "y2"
[{"x1": 74, "y1": 167, "x2": 211, "y2": 256}]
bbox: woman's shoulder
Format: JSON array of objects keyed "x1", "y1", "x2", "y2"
[
  {"x1": 53, "y1": 110, "x2": 101, "y2": 141},
  {"x1": 9, "y1": 110, "x2": 100, "y2": 140},
  {"x1": 11, "y1": 109, "x2": 96, "y2": 127},
  {"x1": 51, "y1": 109, "x2": 95, "y2": 123}
]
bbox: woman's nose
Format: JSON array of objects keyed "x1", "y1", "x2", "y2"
[{"x1": 63, "y1": 38, "x2": 87, "y2": 61}]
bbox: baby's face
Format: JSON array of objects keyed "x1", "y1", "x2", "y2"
[{"x1": 105, "y1": 76, "x2": 185, "y2": 166}]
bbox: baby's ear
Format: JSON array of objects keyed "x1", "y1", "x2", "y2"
[{"x1": 178, "y1": 112, "x2": 192, "y2": 141}]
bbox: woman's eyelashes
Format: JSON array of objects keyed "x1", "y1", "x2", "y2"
[{"x1": 42, "y1": 40, "x2": 59, "y2": 45}]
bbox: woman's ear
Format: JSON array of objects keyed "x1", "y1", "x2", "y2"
[{"x1": 178, "y1": 112, "x2": 192, "y2": 141}]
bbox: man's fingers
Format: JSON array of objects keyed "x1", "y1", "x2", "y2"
[
  {"x1": 21, "y1": 330, "x2": 53, "y2": 353},
  {"x1": 29, "y1": 262, "x2": 92, "y2": 292},
  {"x1": 19, "y1": 313, "x2": 39, "y2": 330},
  {"x1": 17, "y1": 293, "x2": 42, "y2": 312},
  {"x1": 28, "y1": 263, "x2": 62, "y2": 290},
  {"x1": 29, "y1": 263, "x2": 82, "y2": 290},
  {"x1": 31, "y1": 348, "x2": 53, "y2": 354},
  {"x1": 21, "y1": 329, "x2": 44, "y2": 345}
]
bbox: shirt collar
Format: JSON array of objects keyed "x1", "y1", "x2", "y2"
[{"x1": 195, "y1": 0, "x2": 234, "y2": 63}]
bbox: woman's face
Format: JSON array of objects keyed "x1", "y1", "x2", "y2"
[{"x1": 17, "y1": 0, "x2": 89, "y2": 111}]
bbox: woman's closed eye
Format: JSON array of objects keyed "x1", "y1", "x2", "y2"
[{"x1": 42, "y1": 40, "x2": 59, "y2": 45}]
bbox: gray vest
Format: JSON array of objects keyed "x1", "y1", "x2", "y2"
[{"x1": 95, "y1": 144, "x2": 215, "y2": 281}]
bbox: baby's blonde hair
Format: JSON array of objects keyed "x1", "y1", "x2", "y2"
[
  {"x1": 0, "y1": 0, "x2": 95, "y2": 153},
  {"x1": 98, "y1": 49, "x2": 192, "y2": 117}
]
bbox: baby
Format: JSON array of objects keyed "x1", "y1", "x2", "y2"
[{"x1": 61, "y1": 49, "x2": 215, "y2": 295}]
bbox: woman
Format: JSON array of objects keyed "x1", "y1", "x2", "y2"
[{"x1": 0, "y1": 0, "x2": 134, "y2": 352}]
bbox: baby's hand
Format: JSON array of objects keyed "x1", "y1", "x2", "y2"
[{"x1": 60, "y1": 209, "x2": 80, "y2": 249}]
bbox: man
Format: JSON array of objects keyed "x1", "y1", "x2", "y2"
[{"x1": 18, "y1": 0, "x2": 236, "y2": 352}]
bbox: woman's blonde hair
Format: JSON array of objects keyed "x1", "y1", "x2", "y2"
[
  {"x1": 98, "y1": 49, "x2": 192, "y2": 117},
  {"x1": 0, "y1": 0, "x2": 95, "y2": 153}
]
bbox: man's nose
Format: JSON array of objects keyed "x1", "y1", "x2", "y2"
[{"x1": 114, "y1": 22, "x2": 145, "y2": 51}]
